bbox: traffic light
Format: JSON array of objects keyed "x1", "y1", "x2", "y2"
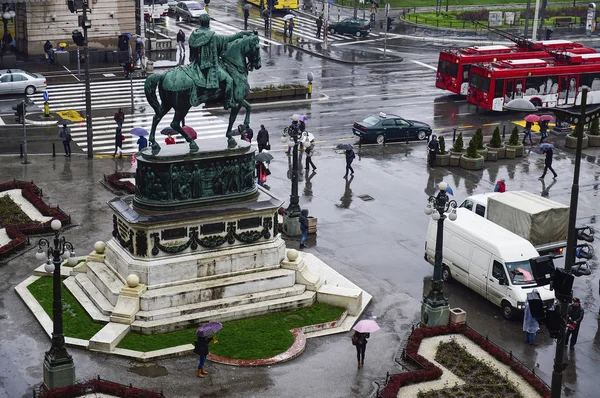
[
  {"x1": 72, "y1": 30, "x2": 86, "y2": 47},
  {"x1": 67, "y1": 0, "x2": 86, "y2": 13},
  {"x1": 576, "y1": 225, "x2": 594, "y2": 242},
  {"x1": 529, "y1": 256, "x2": 555, "y2": 286},
  {"x1": 204, "y1": 0, "x2": 210, "y2": 4},
  {"x1": 13, "y1": 102, "x2": 26, "y2": 123}
]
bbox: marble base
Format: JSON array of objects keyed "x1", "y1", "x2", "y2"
[{"x1": 43, "y1": 359, "x2": 75, "y2": 391}]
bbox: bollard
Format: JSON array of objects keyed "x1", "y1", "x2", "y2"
[
  {"x1": 20, "y1": 143, "x2": 23, "y2": 158},
  {"x1": 358, "y1": 138, "x2": 362, "y2": 148},
  {"x1": 453, "y1": 128, "x2": 457, "y2": 142},
  {"x1": 502, "y1": 125, "x2": 506, "y2": 139},
  {"x1": 52, "y1": 143, "x2": 56, "y2": 157},
  {"x1": 44, "y1": 101, "x2": 50, "y2": 117},
  {"x1": 307, "y1": 82, "x2": 312, "y2": 98}
]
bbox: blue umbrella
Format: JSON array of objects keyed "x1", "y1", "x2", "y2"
[
  {"x1": 130, "y1": 128, "x2": 148, "y2": 137},
  {"x1": 539, "y1": 143, "x2": 555, "y2": 149},
  {"x1": 446, "y1": 186, "x2": 454, "y2": 196}
]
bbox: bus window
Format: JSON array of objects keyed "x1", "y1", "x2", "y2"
[
  {"x1": 470, "y1": 73, "x2": 490, "y2": 92},
  {"x1": 462, "y1": 65, "x2": 470, "y2": 82},
  {"x1": 438, "y1": 59, "x2": 458, "y2": 78},
  {"x1": 504, "y1": 79, "x2": 513, "y2": 102},
  {"x1": 494, "y1": 79, "x2": 504, "y2": 98}
]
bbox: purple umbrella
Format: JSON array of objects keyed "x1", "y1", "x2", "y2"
[
  {"x1": 130, "y1": 128, "x2": 148, "y2": 137},
  {"x1": 196, "y1": 322, "x2": 223, "y2": 338},
  {"x1": 353, "y1": 319, "x2": 380, "y2": 333},
  {"x1": 160, "y1": 127, "x2": 178, "y2": 136}
]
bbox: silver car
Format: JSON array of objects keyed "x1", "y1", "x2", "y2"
[
  {"x1": 0, "y1": 69, "x2": 46, "y2": 95},
  {"x1": 176, "y1": 1, "x2": 206, "y2": 23}
]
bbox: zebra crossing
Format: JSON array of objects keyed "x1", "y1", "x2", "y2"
[{"x1": 29, "y1": 80, "x2": 231, "y2": 155}]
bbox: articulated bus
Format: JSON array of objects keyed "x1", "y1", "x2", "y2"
[
  {"x1": 436, "y1": 40, "x2": 596, "y2": 95},
  {"x1": 466, "y1": 53, "x2": 600, "y2": 111},
  {"x1": 245, "y1": 0, "x2": 299, "y2": 10}
]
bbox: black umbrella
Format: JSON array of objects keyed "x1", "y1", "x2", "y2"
[
  {"x1": 336, "y1": 143, "x2": 353, "y2": 151},
  {"x1": 56, "y1": 119, "x2": 73, "y2": 125},
  {"x1": 243, "y1": 3, "x2": 252, "y2": 9},
  {"x1": 160, "y1": 127, "x2": 178, "y2": 136},
  {"x1": 255, "y1": 151, "x2": 274, "y2": 163}
]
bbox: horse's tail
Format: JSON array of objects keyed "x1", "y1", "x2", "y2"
[{"x1": 144, "y1": 73, "x2": 165, "y2": 115}]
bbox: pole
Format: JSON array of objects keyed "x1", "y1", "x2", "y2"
[
  {"x1": 83, "y1": 2, "x2": 93, "y2": 159},
  {"x1": 524, "y1": 0, "x2": 531, "y2": 39},
  {"x1": 77, "y1": 47, "x2": 80, "y2": 76},
  {"x1": 130, "y1": 75, "x2": 135, "y2": 114},
  {"x1": 550, "y1": 88, "x2": 588, "y2": 398},
  {"x1": 383, "y1": 4, "x2": 389, "y2": 58},
  {"x1": 139, "y1": 0, "x2": 145, "y2": 39},
  {"x1": 353, "y1": 0, "x2": 358, "y2": 18},
  {"x1": 324, "y1": 2, "x2": 329, "y2": 49},
  {"x1": 532, "y1": 0, "x2": 541, "y2": 41},
  {"x1": 22, "y1": 100, "x2": 27, "y2": 164}
]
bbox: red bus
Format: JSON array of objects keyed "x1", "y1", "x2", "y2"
[
  {"x1": 466, "y1": 52, "x2": 600, "y2": 111},
  {"x1": 436, "y1": 40, "x2": 596, "y2": 95}
]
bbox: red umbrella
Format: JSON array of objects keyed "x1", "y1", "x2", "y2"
[
  {"x1": 539, "y1": 114, "x2": 555, "y2": 121},
  {"x1": 183, "y1": 126, "x2": 197, "y2": 140},
  {"x1": 524, "y1": 114, "x2": 540, "y2": 123}
]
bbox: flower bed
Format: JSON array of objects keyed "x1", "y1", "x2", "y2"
[
  {"x1": 380, "y1": 324, "x2": 550, "y2": 398},
  {"x1": 105, "y1": 172, "x2": 135, "y2": 194},
  {"x1": 0, "y1": 180, "x2": 70, "y2": 258},
  {"x1": 41, "y1": 377, "x2": 164, "y2": 398}
]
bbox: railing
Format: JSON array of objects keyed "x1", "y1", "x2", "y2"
[
  {"x1": 404, "y1": 12, "x2": 587, "y2": 30},
  {"x1": 33, "y1": 375, "x2": 165, "y2": 398}
]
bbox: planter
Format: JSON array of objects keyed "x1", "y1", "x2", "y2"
[
  {"x1": 588, "y1": 134, "x2": 600, "y2": 147},
  {"x1": 449, "y1": 150, "x2": 463, "y2": 167},
  {"x1": 247, "y1": 90, "x2": 268, "y2": 100},
  {"x1": 486, "y1": 148, "x2": 498, "y2": 162},
  {"x1": 486, "y1": 144, "x2": 506, "y2": 159},
  {"x1": 449, "y1": 308, "x2": 467, "y2": 324},
  {"x1": 504, "y1": 143, "x2": 524, "y2": 157},
  {"x1": 278, "y1": 88, "x2": 296, "y2": 98},
  {"x1": 307, "y1": 217, "x2": 317, "y2": 234},
  {"x1": 460, "y1": 155, "x2": 484, "y2": 170},
  {"x1": 505, "y1": 147, "x2": 517, "y2": 159},
  {"x1": 294, "y1": 87, "x2": 309, "y2": 96},
  {"x1": 565, "y1": 134, "x2": 589, "y2": 149},
  {"x1": 476, "y1": 147, "x2": 488, "y2": 159},
  {"x1": 434, "y1": 153, "x2": 450, "y2": 167}
]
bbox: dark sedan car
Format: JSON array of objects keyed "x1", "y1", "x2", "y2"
[
  {"x1": 328, "y1": 17, "x2": 371, "y2": 37},
  {"x1": 352, "y1": 113, "x2": 432, "y2": 144}
]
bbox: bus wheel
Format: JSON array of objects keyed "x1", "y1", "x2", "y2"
[
  {"x1": 502, "y1": 301, "x2": 514, "y2": 320},
  {"x1": 442, "y1": 265, "x2": 453, "y2": 282},
  {"x1": 530, "y1": 98, "x2": 542, "y2": 108}
]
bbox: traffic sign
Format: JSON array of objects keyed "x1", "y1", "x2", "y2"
[
  {"x1": 43, "y1": 91, "x2": 49, "y2": 102},
  {"x1": 385, "y1": 3, "x2": 390, "y2": 14}
]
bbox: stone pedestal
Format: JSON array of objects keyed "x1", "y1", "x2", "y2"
[
  {"x1": 283, "y1": 214, "x2": 302, "y2": 237},
  {"x1": 43, "y1": 360, "x2": 75, "y2": 391},
  {"x1": 421, "y1": 301, "x2": 450, "y2": 327},
  {"x1": 111, "y1": 283, "x2": 147, "y2": 324}
]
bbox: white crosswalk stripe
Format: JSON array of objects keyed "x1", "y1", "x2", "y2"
[{"x1": 30, "y1": 80, "x2": 235, "y2": 155}]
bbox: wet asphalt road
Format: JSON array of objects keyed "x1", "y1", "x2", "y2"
[{"x1": 1, "y1": 5, "x2": 600, "y2": 398}]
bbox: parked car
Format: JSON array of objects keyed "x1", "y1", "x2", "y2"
[
  {"x1": 0, "y1": 69, "x2": 46, "y2": 95},
  {"x1": 328, "y1": 17, "x2": 371, "y2": 37},
  {"x1": 352, "y1": 112, "x2": 432, "y2": 144},
  {"x1": 176, "y1": 1, "x2": 207, "y2": 22}
]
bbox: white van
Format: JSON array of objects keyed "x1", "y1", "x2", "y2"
[{"x1": 425, "y1": 208, "x2": 555, "y2": 319}]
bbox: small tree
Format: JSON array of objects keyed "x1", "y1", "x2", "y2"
[
  {"x1": 473, "y1": 128, "x2": 484, "y2": 149},
  {"x1": 453, "y1": 132, "x2": 464, "y2": 152},
  {"x1": 489, "y1": 126, "x2": 502, "y2": 148},
  {"x1": 466, "y1": 137, "x2": 479, "y2": 158},
  {"x1": 508, "y1": 125, "x2": 520, "y2": 145},
  {"x1": 439, "y1": 135, "x2": 447, "y2": 154},
  {"x1": 589, "y1": 119, "x2": 599, "y2": 136}
]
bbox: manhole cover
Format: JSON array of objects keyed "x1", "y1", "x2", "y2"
[{"x1": 357, "y1": 194, "x2": 374, "y2": 201}]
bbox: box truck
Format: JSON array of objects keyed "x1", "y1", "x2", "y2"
[{"x1": 425, "y1": 208, "x2": 555, "y2": 319}]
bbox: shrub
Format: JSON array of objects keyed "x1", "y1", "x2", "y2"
[
  {"x1": 589, "y1": 119, "x2": 599, "y2": 136},
  {"x1": 439, "y1": 136, "x2": 447, "y2": 154},
  {"x1": 452, "y1": 133, "x2": 464, "y2": 152},
  {"x1": 473, "y1": 128, "x2": 484, "y2": 149},
  {"x1": 489, "y1": 126, "x2": 502, "y2": 148},
  {"x1": 508, "y1": 125, "x2": 520, "y2": 145},
  {"x1": 466, "y1": 137, "x2": 480, "y2": 158}
]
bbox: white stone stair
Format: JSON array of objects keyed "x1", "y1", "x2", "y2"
[
  {"x1": 73, "y1": 273, "x2": 115, "y2": 316},
  {"x1": 86, "y1": 261, "x2": 124, "y2": 306},
  {"x1": 139, "y1": 268, "x2": 297, "y2": 311},
  {"x1": 136, "y1": 284, "x2": 306, "y2": 321},
  {"x1": 63, "y1": 276, "x2": 111, "y2": 323},
  {"x1": 131, "y1": 290, "x2": 316, "y2": 333}
]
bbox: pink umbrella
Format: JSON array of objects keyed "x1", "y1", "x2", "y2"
[
  {"x1": 539, "y1": 114, "x2": 555, "y2": 121},
  {"x1": 353, "y1": 319, "x2": 380, "y2": 333},
  {"x1": 183, "y1": 125, "x2": 197, "y2": 140},
  {"x1": 524, "y1": 114, "x2": 540, "y2": 123}
]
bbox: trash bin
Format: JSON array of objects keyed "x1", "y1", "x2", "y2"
[
  {"x1": 55, "y1": 51, "x2": 69, "y2": 66},
  {"x1": 146, "y1": 60, "x2": 154, "y2": 74},
  {"x1": 1, "y1": 54, "x2": 16, "y2": 69}
]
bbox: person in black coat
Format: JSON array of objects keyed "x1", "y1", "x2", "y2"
[
  {"x1": 428, "y1": 135, "x2": 439, "y2": 168},
  {"x1": 565, "y1": 297, "x2": 584, "y2": 349},
  {"x1": 257, "y1": 124, "x2": 269, "y2": 152},
  {"x1": 194, "y1": 335, "x2": 213, "y2": 378},
  {"x1": 539, "y1": 147, "x2": 557, "y2": 179},
  {"x1": 316, "y1": 15, "x2": 323, "y2": 38},
  {"x1": 244, "y1": 8, "x2": 250, "y2": 30},
  {"x1": 299, "y1": 209, "x2": 309, "y2": 249},
  {"x1": 352, "y1": 331, "x2": 370, "y2": 368},
  {"x1": 344, "y1": 149, "x2": 355, "y2": 178}
]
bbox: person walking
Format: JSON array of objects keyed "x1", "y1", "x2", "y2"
[
  {"x1": 344, "y1": 149, "x2": 355, "y2": 178},
  {"x1": 114, "y1": 108, "x2": 125, "y2": 132},
  {"x1": 299, "y1": 209, "x2": 309, "y2": 249},
  {"x1": 523, "y1": 300, "x2": 539, "y2": 346},
  {"x1": 193, "y1": 335, "x2": 213, "y2": 378},
  {"x1": 494, "y1": 179, "x2": 506, "y2": 192},
  {"x1": 243, "y1": 8, "x2": 250, "y2": 30},
  {"x1": 565, "y1": 297, "x2": 584, "y2": 350},
  {"x1": 244, "y1": 126, "x2": 253, "y2": 143},
  {"x1": 523, "y1": 121, "x2": 533, "y2": 145},
  {"x1": 137, "y1": 135, "x2": 148, "y2": 151},
  {"x1": 305, "y1": 139, "x2": 317, "y2": 172},
  {"x1": 257, "y1": 124, "x2": 270, "y2": 152},
  {"x1": 316, "y1": 15, "x2": 323, "y2": 38},
  {"x1": 539, "y1": 147, "x2": 558, "y2": 179},
  {"x1": 288, "y1": 18, "x2": 294, "y2": 43},
  {"x1": 58, "y1": 123, "x2": 72, "y2": 157},
  {"x1": 428, "y1": 135, "x2": 439, "y2": 168},
  {"x1": 352, "y1": 331, "x2": 370, "y2": 368},
  {"x1": 113, "y1": 129, "x2": 124, "y2": 158},
  {"x1": 176, "y1": 29, "x2": 185, "y2": 57},
  {"x1": 256, "y1": 160, "x2": 268, "y2": 186},
  {"x1": 262, "y1": 8, "x2": 270, "y2": 35},
  {"x1": 44, "y1": 40, "x2": 54, "y2": 64},
  {"x1": 539, "y1": 120, "x2": 549, "y2": 143}
]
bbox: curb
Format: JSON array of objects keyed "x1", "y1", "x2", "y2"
[{"x1": 290, "y1": 44, "x2": 402, "y2": 64}]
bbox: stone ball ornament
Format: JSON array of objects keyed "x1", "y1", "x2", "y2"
[
  {"x1": 287, "y1": 249, "x2": 299, "y2": 262},
  {"x1": 126, "y1": 274, "x2": 140, "y2": 288},
  {"x1": 94, "y1": 241, "x2": 106, "y2": 254}
]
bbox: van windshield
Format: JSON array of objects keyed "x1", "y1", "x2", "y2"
[{"x1": 505, "y1": 260, "x2": 535, "y2": 285}]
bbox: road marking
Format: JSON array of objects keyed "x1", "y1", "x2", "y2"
[
  {"x1": 482, "y1": 122, "x2": 499, "y2": 126},
  {"x1": 410, "y1": 60, "x2": 437, "y2": 71},
  {"x1": 459, "y1": 125, "x2": 473, "y2": 128},
  {"x1": 332, "y1": 38, "x2": 382, "y2": 47},
  {"x1": 62, "y1": 65, "x2": 81, "y2": 82}
]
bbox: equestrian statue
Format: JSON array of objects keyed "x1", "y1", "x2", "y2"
[{"x1": 144, "y1": 14, "x2": 261, "y2": 152}]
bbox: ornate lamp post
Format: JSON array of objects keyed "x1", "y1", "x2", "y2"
[
  {"x1": 282, "y1": 114, "x2": 302, "y2": 237},
  {"x1": 421, "y1": 181, "x2": 457, "y2": 327},
  {"x1": 35, "y1": 219, "x2": 78, "y2": 391}
]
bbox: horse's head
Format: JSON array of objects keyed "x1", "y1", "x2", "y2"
[{"x1": 242, "y1": 32, "x2": 261, "y2": 71}]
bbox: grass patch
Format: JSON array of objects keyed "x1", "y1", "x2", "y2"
[
  {"x1": 27, "y1": 276, "x2": 105, "y2": 340},
  {"x1": 334, "y1": 0, "x2": 566, "y2": 9},
  {"x1": 0, "y1": 195, "x2": 35, "y2": 228},
  {"x1": 118, "y1": 302, "x2": 345, "y2": 359}
]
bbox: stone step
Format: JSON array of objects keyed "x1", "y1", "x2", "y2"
[
  {"x1": 89, "y1": 322, "x2": 131, "y2": 353},
  {"x1": 132, "y1": 290, "x2": 316, "y2": 334},
  {"x1": 140, "y1": 268, "x2": 296, "y2": 312},
  {"x1": 137, "y1": 284, "x2": 306, "y2": 321},
  {"x1": 63, "y1": 276, "x2": 111, "y2": 323},
  {"x1": 74, "y1": 273, "x2": 115, "y2": 316},
  {"x1": 87, "y1": 261, "x2": 124, "y2": 307}
]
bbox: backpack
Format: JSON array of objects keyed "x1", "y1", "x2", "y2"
[{"x1": 351, "y1": 333, "x2": 359, "y2": 346}]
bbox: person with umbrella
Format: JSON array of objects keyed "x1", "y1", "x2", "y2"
[
  {"x1": 539, "y1": 144, "x2": 557, "y2": 180},
  {"x1": 305, "y1": 139, "x2": 317, "y2": 172},
  {"x1": 57, "y1": 120, "x2": 72, "y2": 157},
  {"x1": 194, "y1": 322, "x2": 222, "y2": 378},
  {"x1": 523, "y1": 114, "x2": 539, "y2": 145},
  {"x1": 336, "y1": 144, "x2": 355, "y2": 178},
  {"x1": 243, "y1": 7, "x2": 250, "y2": 30},
  {"x1": 165, "y1": 133, "x2": 176, "y2": 145},
  {"x1": 538, "y1": 119, "x2": 549, "y2": 143},
  {"x1": 351, "y1": 319, "x2": 379, "y2": 369},
  {"x1": 262, "y1": 8, "x2": 270, "y2": 35},
  {"x1": 288, "y1": 17, "x2": 294, "y2": 43},
  {"x1": 131, "y1": 128, "x2": 149, "y2": 151}
]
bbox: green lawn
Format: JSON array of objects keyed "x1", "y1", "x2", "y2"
[
  {"x1": 118, "y1": 302, "x2": 345, "y2": 360},
  {"x1": 27, "y1": 276, "x2": 105, "y2": 340},
  {"x1": 333, "y1": 0, "x2": 567, "y2": 10}
]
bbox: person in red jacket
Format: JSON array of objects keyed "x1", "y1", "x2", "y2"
[
  {"x1": 165, "y1": 133, "x2": 176, "y2": 145},
  {"x1": 494, "y1": 179, "x2": 506, "y2": 192}
]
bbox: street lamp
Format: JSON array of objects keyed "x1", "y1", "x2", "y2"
[
  {"x1": 548, "y1": 87, "x2": 600, "y2": 398},
  {"x1": 35, "y1": 219, "x2": 77, "y2": 391},
  {"x1": 421, "y1": 181, "x2": 457, "y2": 327},
  {"x1": 282, "y1": 114, "x2": 303, "y2": 237}
]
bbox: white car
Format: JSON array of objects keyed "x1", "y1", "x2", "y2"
[
  {"x1": 0, "y1": 69, "x2": 46, "y2": 95},
  {"x1": 167, "y1": 0, "x2": 178, "y2": 13},
  {"x1": 176, "y1": 1, "x2": 206, "y2": 23}
]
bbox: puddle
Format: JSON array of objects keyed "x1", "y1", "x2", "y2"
[{"x1": 127, "y1": 362, "x2": 168, "y2": 378}]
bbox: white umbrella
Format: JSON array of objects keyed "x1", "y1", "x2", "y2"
[
  {"x1": 283, "y1": 14, "x2": 295, "y2": 21},
  {"x1": 301, "y1": 132, "x2": 315, "y2": 143}
]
